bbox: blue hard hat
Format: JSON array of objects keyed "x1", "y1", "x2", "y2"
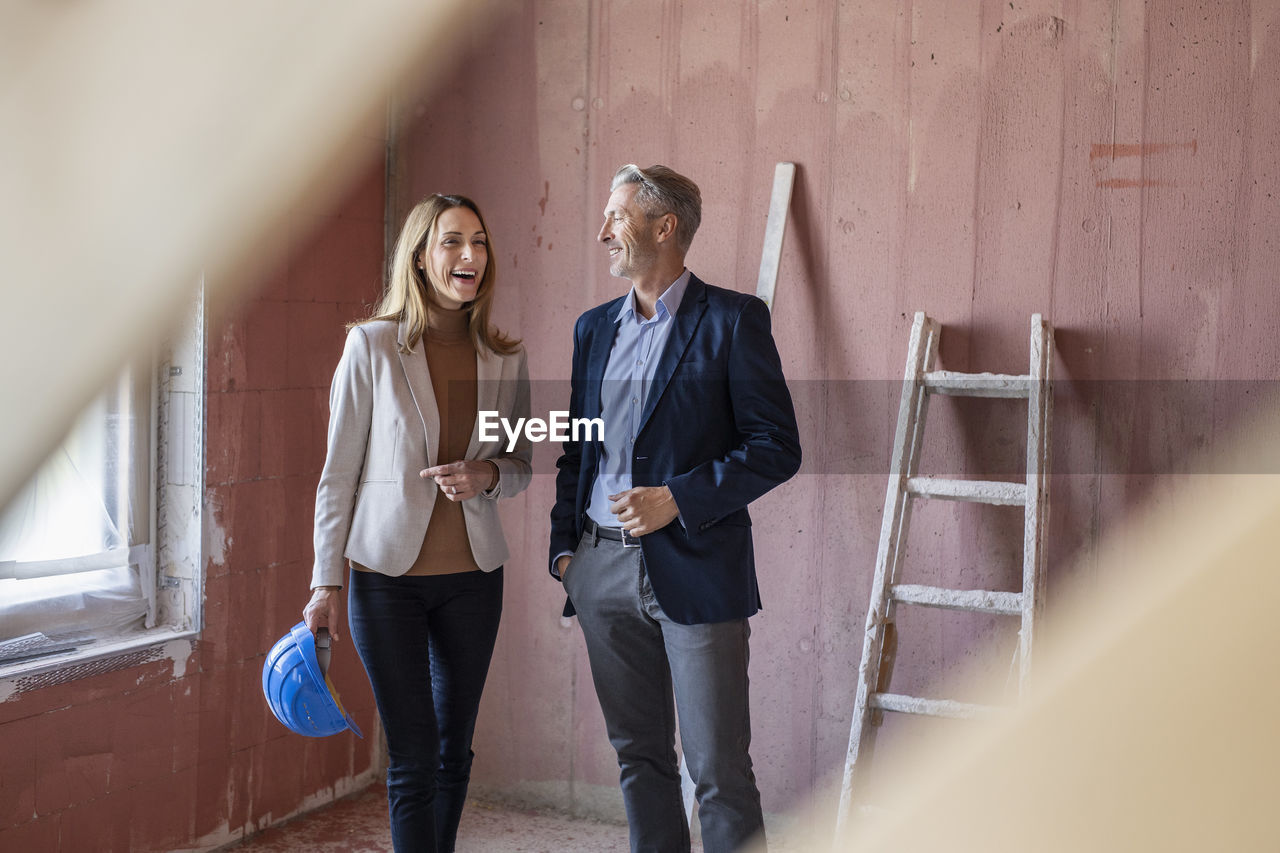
[{"x1": 262, "y1": 621, "x2": 363, "y2": 738}]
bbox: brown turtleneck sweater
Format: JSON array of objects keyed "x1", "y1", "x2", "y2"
[
  {"x1": 406, "y1": 303, "x2": 483, "y2": 576},
  {"x1": 353, "y1": 303, "x2": 484, "y2": 578}
]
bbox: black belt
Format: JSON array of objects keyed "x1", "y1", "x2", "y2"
[{"x1": 583, "y1": 517, "x2": 641, "y2": 548}]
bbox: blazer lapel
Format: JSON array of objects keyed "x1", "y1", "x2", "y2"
[
  {"x1": 584, "y1": 310, "x2": 618, "y2": 420},
  {"x1": 638, "y1": 276, "x2": 707, "y2": 432},
  {"x1": 465, "y1": 347, "x2": 502, "y2": 459},
  {"x1": 397, "y1": 319, "x2": 441, "y2": 467}
]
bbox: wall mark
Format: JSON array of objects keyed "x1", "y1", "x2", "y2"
[
  {"x1": 1091, "y1": 140, "x2": 1195, "y2": 188},
  {"x1": 1096, "y1": 178, "x2": 1168, "y2": 189},
  {"x1": 1090, "y1": 140, "x2": 1198, "y2": 160}
]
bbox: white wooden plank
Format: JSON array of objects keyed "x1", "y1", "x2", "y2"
[{"x1": 755, "y1": 162, "x2": 796, "y2": 310}]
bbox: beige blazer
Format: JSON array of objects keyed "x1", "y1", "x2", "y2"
[{"x1": 311, "y1": 318, "x2": 533, "y2": 588}]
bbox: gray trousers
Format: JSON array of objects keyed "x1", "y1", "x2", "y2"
[{"x1": 564, "y1": 531, "x2": 766, "y2": 853}]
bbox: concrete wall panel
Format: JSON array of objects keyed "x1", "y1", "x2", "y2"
[{"x1": 393, "y1": 0, "x2": 1280, "y2": 821}]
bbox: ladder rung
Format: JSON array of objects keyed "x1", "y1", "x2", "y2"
[
  {"x1": 889, "y1": 584, "x2": 1022, "y2": 615},
  {"x1": 869, "y1": 693, "x2": 999, "y2": 719},
  {"x1": 923, "y1": 371, "x2": 1034, "y2": 398},
  {"x1": 906, "y1": 477, "x2": 1027, "y2": 506}
]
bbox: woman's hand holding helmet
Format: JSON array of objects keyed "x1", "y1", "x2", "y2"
[{"x1": 303, "y1": 586, "x2": 343, "y2": 641}]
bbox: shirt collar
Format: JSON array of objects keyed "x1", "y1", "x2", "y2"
[{"x1": 615, "y1": 268, "x2": 693, "y2": 325}]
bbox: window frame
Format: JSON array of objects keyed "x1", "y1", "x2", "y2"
[{"x1": 0, "y1": 284, "x2": 206, "y2": 686}]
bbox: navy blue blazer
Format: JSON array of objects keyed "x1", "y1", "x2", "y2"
[{"x1": 549, "y1": 274, "x2": 802, "y2": 624}]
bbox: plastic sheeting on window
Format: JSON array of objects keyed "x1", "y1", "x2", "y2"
[
  {"x1": 0, "y1": 447, "x2": 125, "y2": 567},
  {"x1": 0, "y1": 566, "x2": 147, "y2": 650},
  {"x1": 0, "y1": 375, "x2": 151, "y2": 649}
]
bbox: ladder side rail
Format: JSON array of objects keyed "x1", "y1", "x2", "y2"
[
  {"x1": 1030, "y1": 323, "x2": 1054, "y2": 668},
  {"x1": 1037, "y1": 326, "x2": 1054, "y2": 622},
  {"x1": 1018, "y1": 315, "x2": 1051, "y2": 691},
  {"x1": 883, "y1": 318, "x2": 940, "y2": 627},
  {"x1": 866, "y1": 332, "x2": 937, "y2": 758},
  {"x1": 837, "y1": 313, "x2": 936, "y2": 829},
  {"x1": 837, "y1": 370, "x2": 923, "y2": 820},
  {"x1": 879, "y1": 316, "x2": 941, "y2": 659},
  {"x1": 853, "y1": 359, "x2": 934, "y2": 788},
  {"x1": 859, "y1": 622, "x2": 899, "y2": 771}
]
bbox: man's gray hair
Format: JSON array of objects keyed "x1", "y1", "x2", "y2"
[{"x1": 610, "y1": 164, "x2": 702, "y2": 253}]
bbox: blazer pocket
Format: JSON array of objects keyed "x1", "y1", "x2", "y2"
[
  {"x1": 696, "y1": 510, "x2": 752, "y2": 532},
  {"x1": 673, "y1": 359, "x2": 725, "y2": 379},
  {"x1": 364, "y1": 420, "x2": 403, "y2": 480}
]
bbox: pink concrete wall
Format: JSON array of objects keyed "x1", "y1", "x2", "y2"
[
  {"x1": 397, "y1": 0, "x2": 1280, "y2": 817},
  {"x1": 0, "y1": 136, "x2": 388, "y2": 850}
]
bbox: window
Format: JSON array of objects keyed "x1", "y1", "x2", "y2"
[{"x1": 0, "y1": 288, "x2": 204, "y2": 680}]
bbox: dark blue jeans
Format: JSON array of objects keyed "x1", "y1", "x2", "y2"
[{"x1": 348, "y1": 567, "x2": 503, "y2": 853}]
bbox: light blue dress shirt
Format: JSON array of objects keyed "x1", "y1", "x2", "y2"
[{"x1": 585, "y1": 269, "x2": 692, "y2": 527}]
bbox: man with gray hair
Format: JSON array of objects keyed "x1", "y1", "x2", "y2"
[{"x1": 550, "y1": 164, "x2": 801, "y2": 852}]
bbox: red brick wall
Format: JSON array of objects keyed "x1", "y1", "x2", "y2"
[{"x1": 0, "y1": 139, "x2": 387, "y2": 852}]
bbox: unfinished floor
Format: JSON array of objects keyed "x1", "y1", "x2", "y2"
[{"x1": 216, "y1": 786, "x2": 806, "y2": 852}]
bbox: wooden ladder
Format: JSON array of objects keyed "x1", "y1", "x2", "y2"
[{"x1": 835, "y1": 311, "x2": 1054, "y2": 832}]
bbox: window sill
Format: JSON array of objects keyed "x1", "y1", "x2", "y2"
[{"x1": 0, "y1": 625, "x2": 198, "y2": 694}]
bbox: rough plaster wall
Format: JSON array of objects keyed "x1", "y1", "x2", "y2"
[
  {"x1": 0, "y1": 132, "x2": 388, "y2": 851},
  {"x1": 396, "y1": 0, "x2": 1280, "y2": 820}
]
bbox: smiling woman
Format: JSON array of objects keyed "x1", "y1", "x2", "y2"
[
  {"x1": 423, "y1": 206, "x2": 488, "y2": 308},
  {"x1": 303, "y1": 193, "x2": 532, "y2": 853},
  {"x1": 356, "y1": 194, "x2": 515, "y2": 358}
]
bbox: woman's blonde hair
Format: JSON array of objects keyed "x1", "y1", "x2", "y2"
[{"x1": 355, "y1": 194, "x2": 519, "y2": 356}]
